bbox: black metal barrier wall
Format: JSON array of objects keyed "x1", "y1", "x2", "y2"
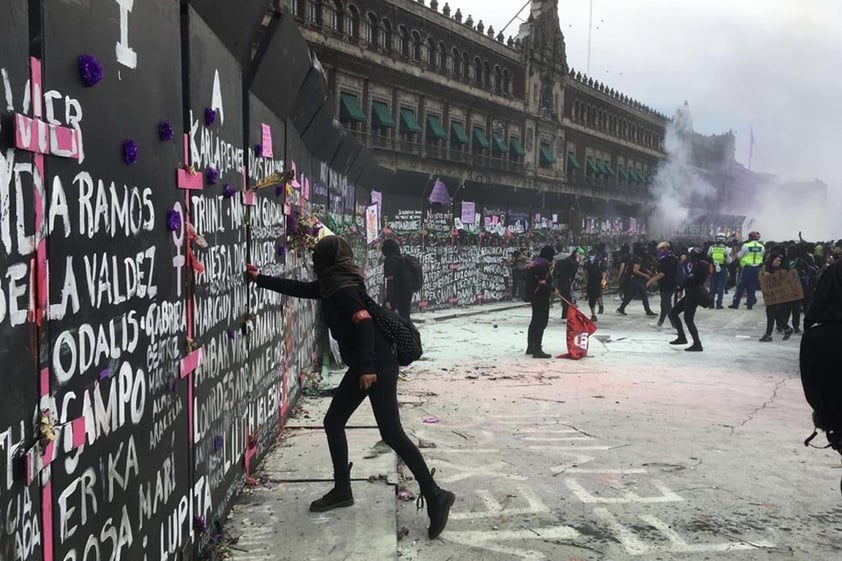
[{"x1": 0, "y1": 2, "x2": 587, "y2": 560}]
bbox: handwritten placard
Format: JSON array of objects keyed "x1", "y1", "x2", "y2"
[
  {"x1": 261, "y1": 123, "x2": 273, "y2": 158},
  {"x1": 365, "y1": 204, "x2": 379, "y2": 244},
  {"x1": 461, "y1": 201, "x2": 475, "y2": 224}
]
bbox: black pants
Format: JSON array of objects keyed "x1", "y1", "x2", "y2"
[
  {"x1": 528, "y1": 297, "x2": 550, "y2": 349},
  {"x1": 800, "y1": 323, "x2": 842, "y2": 431},
  {"x1": 324, "y1": 331, "x2": 433, "y2": 494},
  {"x1": 658, "y1": 290, "x2": 673, "y2": 325},
  {"x1": 620, "y1": 277, "x2": 653, "y2": 313},
  {"x1": 669, "y1": 295, "x2": 700, "y2": 344},
  {"x1": 764, "y1": 304, "x2": 790, "y2": 336}
]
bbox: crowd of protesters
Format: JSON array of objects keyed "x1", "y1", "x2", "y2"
[{"x1": 510, "y1": 233, "x2": 842, "y2": 356}]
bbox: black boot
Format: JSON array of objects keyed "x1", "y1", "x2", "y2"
[
  {"x1": 418, "y1": 469, "x2": 455, "y2": 539},
  {"x1": 310, "y1": 462, "x2": 354, "y2": 512},
  {"x1": 532, "y1": 348, "x2": 552, "y2": 359}
]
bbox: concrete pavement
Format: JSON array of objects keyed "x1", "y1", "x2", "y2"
[{"x1": 225, "y1": 295, "x2": 842, "y2": 560}]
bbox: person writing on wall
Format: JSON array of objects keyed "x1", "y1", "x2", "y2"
[{"x1": 246, "y1": 235, "x2": 455, "y2": 539}]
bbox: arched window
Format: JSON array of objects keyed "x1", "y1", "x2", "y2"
[
  {"x1": 503, "y1": 69, "x2": 510, "y2": 94},
  {"x1": 473, "y1": 57, "x2": 482, "y2": 83},
  {"x1": 412, "y1": 31, "x2": 422, "y2": 61},
  {"x1": 493, "y1": 65, "x2": 502, "y2": 93},
  {"x1": 330, "y1": 0, "x2": 344, "y2": 32},
  {"x1": 308, "y1": 0, "x2": 322, "y2": 24},
  {"x1": 462, "y1": 53, "x2": 470, "y2": 81},
  {"x1": 452, "y1": 47, "x2": 460, "y2": 76},
  {"x1": 427, "y1": 37, "x2": 437, "y2": 67},
  {"x1": 439, "y1": 42, "x2": 447, "y2": 73},
  {"x1": 366, "y1": 12, "x2": 378, "y2": 44},
  {"x1": 381, "y1": 19, "x2": 392, "y2": 51},
  {"x1": 483, "y1": 61, "x2": 491, "y2": 87},
  {"x1": 398, "y1": 25, "x2": 409, "y2": 57},
  {"x1": 347, "y1": 4, "x2": 360, "y2": 38}
]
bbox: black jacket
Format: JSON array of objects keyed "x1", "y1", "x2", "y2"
[{"x1": 256, "y1": 276, "x2": 377, "y2": 376}]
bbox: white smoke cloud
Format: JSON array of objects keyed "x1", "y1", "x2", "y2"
[{"x1": 647, "y1": 104, "x2": 716, "y2": 238}]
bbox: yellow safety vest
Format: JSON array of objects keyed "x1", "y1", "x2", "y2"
[
  {"x1": 740, "y1": 241, "x2": 764, "y2": 267},
  {"x1": 710, "y1": 246, "x2": 727, "y2": 265}
]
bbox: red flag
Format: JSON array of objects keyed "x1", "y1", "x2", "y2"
[{"x1": 557, "y1": 305, "x2": 598, "y2": 360}]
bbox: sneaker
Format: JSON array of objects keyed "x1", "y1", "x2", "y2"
[
  {"x1": 685, "y1": 343, "x2": 703, "y2": 352},
  {"x1": 532, "y1": 350, "x2": 552, "y2": 359},
  {"x1": 669, "y1": 338, "x2": 688, "y2": 345},
  {"x1": 309, "y1": 486, "x2": 354, "y2": 512},
  {"x1": 645, "y1": 311, "x2": 658, "y2": 317},
  {"x1": 525, "y1": 346, "x2": 535, "y2": 355},
  {"x1": 727, "y1": 304, "x2": 739, "y2": 309},
  {"x1": 715, "y1": 304, "x2": 724, "y2": 309},
  {"x1": 782, "y1": 328, "x2": 793, "y2": 341},
  {"x1": 793, "y1": 327, "x2": 802, "y2": 334},
  {"x1": 598, "y1": 305, "x2": 605, "y2": 314},
  {"x1": 759, "y1": 334, "x2": 772, "y2": 342},
  {"x1": 616, "y1": 308, "x2": 627, "y2": 316},
  {"x1": 591, "y1": 315, "x2": 598, "y2": 323}
]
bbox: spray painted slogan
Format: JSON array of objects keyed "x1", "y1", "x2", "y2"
[{"x1": 0, "y1": 2, "x2": 327, "y2": 560}]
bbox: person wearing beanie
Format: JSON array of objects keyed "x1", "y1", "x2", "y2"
[{"x1": 525, "y1": 245, "x2": 556, "y2": 358}]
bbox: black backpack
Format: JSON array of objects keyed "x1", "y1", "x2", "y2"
[
  {"x1": 403, "y1": 255, "x2": 423, "y2": 292},
  {"x1": 360, "y1": 290, "x2": 423, "y2": 365}
]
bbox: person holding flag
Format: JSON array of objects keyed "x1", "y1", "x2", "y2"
[{"x1": 525, "y1": 246, "x2": 556, "y2": 358}]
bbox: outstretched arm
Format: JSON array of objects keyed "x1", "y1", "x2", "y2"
[{"x1": 255, "y1": 274, "x2": 320, "y2": 299}]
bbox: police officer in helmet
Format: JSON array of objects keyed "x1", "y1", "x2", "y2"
[{"x1": 729, "y1": 231, "x2": 765, "y2": 310}]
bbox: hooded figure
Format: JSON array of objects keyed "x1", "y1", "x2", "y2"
[
  {"x1": 800, "y1": 260, "x2": 842, "y2": 458},
  {"x1": 525, "y1": 245, "x2": 556, "y2": 358},
  {"x1": 381, "y1": 238, "x2": 412, "y2": 321},
  {"x1": 249, "y1": 235, "x2": 455, "y2": 538}
]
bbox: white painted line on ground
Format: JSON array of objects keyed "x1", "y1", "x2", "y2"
[
  {"x1": 565, "y1": 477, "x2": 684, "y2": 503},
  {"x1": 450, "y1": 485, "x2": 550, "y2": 520}
]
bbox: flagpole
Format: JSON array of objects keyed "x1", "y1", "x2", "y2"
[{"x1": 748, "y1": 126, "x2": 754, "y2": 171}]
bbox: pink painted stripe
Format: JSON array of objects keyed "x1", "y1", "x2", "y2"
[
  {"x1": 180, "y1": 348, "x2": 202, "y2": 378},
  {"x1": 42, "y1": 439, "x2": 55, "y2": 466},
  {"x1": 39, "y1": 367, "x2": 49, "y2": 397},
  {"x1": 70, "y1": 417, "x2": 86, "y2": 448},
  {"x1": 29, "y1": 57, "x2": 42, "y2": 118},
  {"x1": 42, "y1": 480, "x2": 53, "y2": 561},
  {"x1": 177, "y1": 168, "x2": 204, "y2": 190},
  {"x1": 187, "y1": 373, "x2": 194, "y2": 445},
  {"x1": 50, "y1": 124, "x2": 79, "y2": 159},
  {"x1": 14, "y1": 114, "x2": 47, "y2": 154},
  {"x1": 34, "y1": 152, "x2": 46, "y2": 326},
  {"x1": 242, "y1": 190, "x2": 256, "y2": 206}
]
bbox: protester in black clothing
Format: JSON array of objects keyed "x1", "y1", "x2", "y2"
[
  {"x1": 758, "y1": 248, "x2": 794, "y2": 342},
  {"x1": 800, "y1": 260, "x2": 842, "y2": 451},
  {"x1": 248, "y1": 236, "x2": 455, "y2": 539},
  {"x1": 668, "y1": 247, "x2": 709, "y2": 352},
  {"x1": 554, "y1": 247, "x2": 584, "y2": 319},
  {"x1": 647, "y1": 242, "x2": 679, "y2": 328},
  {"x1": 382, "y1": 238, "x2": 412, "y2": 322},
  {"x1": 617, "y1": 245, "x2": 658, "y2": 317},
  {"x1": 585, "y1": 250, "x2": 607, "y2": 322},
  {"x1": 526, "y1": 245, "x2": 555, "y2": 358}
]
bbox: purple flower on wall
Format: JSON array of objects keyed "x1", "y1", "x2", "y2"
[
  {"x1": 122, "y1": 140, "x2": 138, "y2": 165},
  {"x1": 287, "y1": 212, "x2": 298, "y2": 233},
  {"x1": 78, "y1": 54, "x2": 103, "y2": 87},
  {"x1": 194, "y1": 517, "x2": 208, "y2": 533},
  {"x1": 226, "y1": 328, "x2": 236, "y2": 340},
  {"x1": 277, "y1": 244, "x2": 286, "y2": 257},
  {"x1": 213, "y1": 435, "x2": 224, "y2": 452},
  {"x1": 206, "y1": 166, "x2": 219, "y2": 185},
  {"x1": 166, "y1": 209, "x2": 182, "y2": 232},
  {"x1": 205, "y1": 107, "x2": 217, "y2": 127},
  {"x1": 98, "y1": 369, "x2": 110, "y2": 381},
  {"x1": 159, "y1": 120, "x2": 174, "y2": 142},
  {"x1": 276, "y1": 184, "x2": 284, "y2": 197},
  {"x1": 255, "y1": 144, "x2": 263, "y2": 157},
  {"x1": 222, "y1": 183, "x2": 236, "y2": 198}
]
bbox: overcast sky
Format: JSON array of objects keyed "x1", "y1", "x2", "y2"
[{"x1": 448, "y1": 0, "x2": 842, "y2": 213}]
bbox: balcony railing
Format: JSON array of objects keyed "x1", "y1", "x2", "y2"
[{"x1": 353, "y1": 130, "x2": 525, "y2": 175}]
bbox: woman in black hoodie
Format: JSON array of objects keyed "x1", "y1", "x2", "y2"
[
  {"x1": 248, "y1": 235, "x2": 455, "y2": 539},
  {"x1": 668, "y1": 247, "x2": 709, "y2": 352},
  {"x1": 800, "y1": 259, "x2": 842, "y2": 450}
]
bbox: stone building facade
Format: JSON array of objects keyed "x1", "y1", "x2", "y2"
[{"x1": 285, "y1": 0, "x2": 669, "y2": 231}]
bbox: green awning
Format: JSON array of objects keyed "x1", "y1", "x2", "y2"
[
  {"x1": 371, "y1": 101, "x2": 395, "y2": 129},
  {"x1": 426, "y1": 115, "x2": 447, "y2": 140},
  {"x1": 400, "y1": 108, "x2": 423, "y2": 134},
  {"x1": 509, "y1": 137, "x2": 526, "y2": 157},
  {"x1": 472, "y1": 127, "x2": 490, "y2": 150},
  {"x1": 602, "y1": 161, "x2": 615, "y2": 175},
  {"x1": 586, "y1": 158, "x2": 602, "y2": 174},
  {"x1": 567, "y1": 152, "x2": 580, "y2": 169},
  {"x1": 491, "y1": 135, "x2": 509, "y2": 154},
  {"x1": 629, "y1": 170, "x2": 641, "y2": 182},
  {"x1": 539, "y1": 144, "x2": 556, "y2": 165},
  {"x1": 340, "y1": 93, "x2": 367, "y2": 123},
  {"x1": 450, "y1": 122, "x2": 469, "y2": 145},
  {"x1": 618, "y1": 168, "x2": 628, "y2": 179}
]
